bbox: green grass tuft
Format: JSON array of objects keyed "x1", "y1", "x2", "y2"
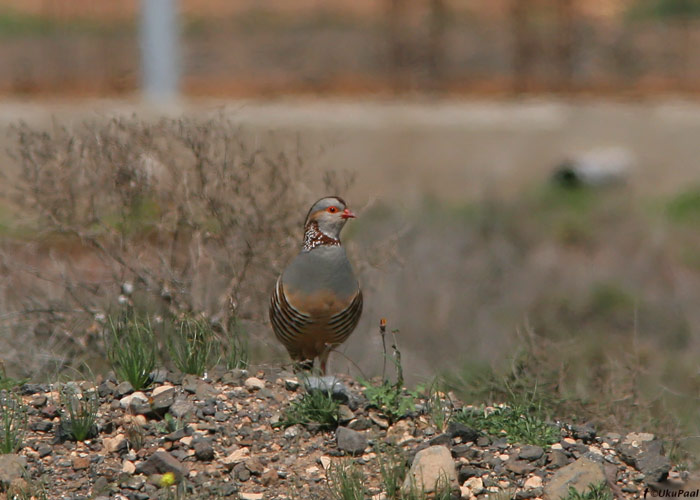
[
  {"x1": 278, "y1": 389, "x2": 340, "y2": 430},
  {"x1": 563, "y1": 482, "x2": 613, "y2": 500},
  {"x1": 167, "y1": 315, "x2": 219, "y2": 376},
  {"x1": 326, "y1": 460, "x2": 368, "y2": 500},
  {"x1": 0, "y1": 392, "x2": 26, "y2": 454},
  {"x1": 105, "y1": 310, "x2": 158, "y2": 391},
  {"x1": 59, "y1": 386, "x2": 98, "y2": 442},
  {"x1": 455, "y1": 403, "x2": 559, "y2": 447}
]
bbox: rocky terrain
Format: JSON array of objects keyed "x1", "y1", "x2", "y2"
[{"x1": 0, "y1": 366, "x2": 696, "y2": 500}]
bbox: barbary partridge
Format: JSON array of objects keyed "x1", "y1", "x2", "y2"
[{"x1": 270, "y1": 196, "x2": 363, "y2": 373}]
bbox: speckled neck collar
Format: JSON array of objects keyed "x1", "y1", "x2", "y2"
[{"x1": 302, "y1": 221, "x2": 341, "y2": 252}]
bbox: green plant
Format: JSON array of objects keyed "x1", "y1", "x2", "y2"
[
  {"x1": 0, "y1": 391, "x2": 26, "y2": 453},
  {"x1": 225, "y1": 316, "x2": 249, "y2": 370},
  {"x1": 361, "y1": 321, "x2": 420, "y2": 424},
  {"x1": 563, "y1": 482, "x2": 613, "y2": 500},
  {"x1": 105, "y1": 310, "x2": 157, "y2": 390},
  {"x1": 155, "y1": 412, "x2": 185, "y2": 435},
  {"x1": 326, "y1": 460, "x2": 368, "y2": 500},
  {"x1": 454, "y1": 402, "x2": 559, "y2": 447},
  {"x1": 277, "y1": 388, "x2": 340, "y2": 430},
  {"x1": 59, "y1": 385, "x2": 98, "y2": 441},
  {"x1": 426, "y1": 379, "x2": 454, "y2": 433},
  {"x1": 167, "y1": 315, "x2": 219, "y2": 376},
  {"x1": 376, "y1": 444, "x2": 408, "y2": 499}
]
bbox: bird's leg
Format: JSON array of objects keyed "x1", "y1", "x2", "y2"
[{"x1": 319, "y1": 349, "x2": 331, "y2": 375}]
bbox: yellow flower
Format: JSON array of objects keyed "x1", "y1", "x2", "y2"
[{"x1": 159, "y1": 472, "x2": 176, "y2": 488}]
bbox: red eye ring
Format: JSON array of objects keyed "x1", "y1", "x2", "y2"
[{"x1": 327, "y1": 206, "x2": 338, "y2": 213}]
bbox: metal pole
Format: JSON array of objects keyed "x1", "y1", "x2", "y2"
[{"x1": 140, "y1": 0, "x2": 179, "y2": 103}]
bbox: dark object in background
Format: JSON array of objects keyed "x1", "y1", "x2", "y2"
[{"x1": 552, "y1": 148, "x2": 633, "y2": 188}]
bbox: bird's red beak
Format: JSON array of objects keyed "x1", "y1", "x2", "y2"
[{"x1": 341, "y1": 208, "x2": 356, "y2": 219}]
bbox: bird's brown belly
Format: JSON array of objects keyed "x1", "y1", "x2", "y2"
[{"x1": 282, "y1": 288, "x2": 355, "y2": 359}]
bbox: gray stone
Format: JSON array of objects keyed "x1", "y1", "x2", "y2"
[
  {"x1": 428, "y1": 433, "x2": 452, "y2": 447},
  {"x1": 304, "y1": 376, "x2": 352, "y2": 403},
  {"x1": 402, "y1": 445, "x2": 458, "y2": 495},
  {"x1": 169, "y1": 399, "x2": 195, "y2": 419},
  {"x1": 636, "y1": 453, "x2": 671, "y2": 483},
  {"x1": 151, "y1": 388, "x2": 176, "y2": 413},
  {"x1": 0, "y1": 454, "x2": 27, "y2": 486},
  {"x1": 447, "y1": 421, "x2": 479, "y2": 443},
  {"x1": 506, "y1": 459, "x2": 535, "y2": 475},
  {"x1": 458, "y1": 465, "x2": 486, "y2": 483},
  {"x1": 547, "y1": 450, "x2": 571, "y2": 469},
  {"x1": 476, "y1": 436, "x2": 490, "y2": 447},
  {"x1": 572, "y1": 423, "x2": 596, "y2": 442},
  {"x1": 194, "y1": 440, "x2": 215, "y2": 461},
  {"x1": 544, "y1": 457, "x2": 606, "y2": 500},
  {"x1": 135, "y1": 451, "x2": 187, "y2": 480},
  {"x1": 519, "y1": 445, "x2": 545, "y2": 461},
  {"x1": 115, "y1": 381, "x2": 134, "y2": 397},
  {"x1": 336, "y1": 426, "x2": 368, "y2": 455}
]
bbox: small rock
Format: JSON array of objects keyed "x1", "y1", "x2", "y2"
[
  {"x1": 72, "y1": 457, "x2": 90, "y2": 470},
  {"x1": 222, "y1": 447, "x2": 249, "y2": 467},
  {"x1": 239, "y1": 493, "x2": 263, "y2": 500},
  {"x1": 104, "y1": 434, "x2": 128, "y2": 454},
  {"x1": 122, "y1": 460, "x2": 136, "y2": 474},
  {"x1": 338, "y1": 405, "x2": 355, "y2": 425},
  {"x1": 193, "y1": 440, "x2": 215, "y2": 461},
  {"x1": 284, "y1": 425, "x2": 302, "y2": 439},
  {"x1": 135, "y1": 451, "x2": 187, "y2": 480},
  {"x1": 0, "y1": 455, "x2": 27, "y2": 486},
  {"x1": 572, "y1": 423, "x2": 596, "y2": 442},
  {"x1": 284, "y1": 378, "x2": 300, "y2": 391},
  {"x1": 244, "y1": 377, "x2": 265, "y2": 390},
  {"x1": 506, "y1": 460, "x2": 534, "y2": 475},
  {"x1": 519, "y1": 445, "x2": 544, "y2": 461},
  {"x1": 428, "y1": 433, "x2": 452, "y2": 447},
  {"x1": 245, "y1": 458, "x2": 264, "y2": 476},
  {"x1": 37, "y1": 444, "x2": 52, "y2": 458},
  {"x1": 465, "y1": 476, "x2": 484, "y2": 495},
  {"x1": 261, "y1": 468, "x2": 279, "y2": 486},
  {"x1": 304, "y1": 376, "x2": 352, "y2": 403},
  {"x1": 119, "y1": 391, "x2": 148, "y2": 409},
  {"x1": 544, "y1": 457, "x2": 606, "y2": 500},
  {"x1": 447, "y1": 421, "x2": 478, "y2": 443},
  {"x1": 368, "y1": 411, "x2": 390, "y2": 429},
  {"x1": 115, "y1": 381, "x2": 134, "y2": 397},
  {"x1": 548, "y1": 450, "x2": 570, "y2": 469},
  {"x1": 402, "y1": 445, "x2": 458, "y2": 495},
  {"x1": 458, "y1": 466, "x2": 485, "y2": 483},
  {"x1": 336, "y1": 427, "x2": 368, "y2": 455},
  {"x1": 319, "y1": 456, "x2": 332, "y2": 470},
  {"x1": 523, "y1": 475, "x2": 543, "y2": 489},
  {"x1": 476, "y1": 436, "x2": 490, "y2": 447},
  {"x1": 169, "y1": 399, "x2": 195, "y2": 419}
]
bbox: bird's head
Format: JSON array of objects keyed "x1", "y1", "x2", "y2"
[{"x1": 304, "y1": 196, "x2": 356, "y2": 240}]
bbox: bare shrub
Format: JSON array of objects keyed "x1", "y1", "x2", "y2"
[{"x1": 0, "y1": 114, "x2": 345, "y2": 377}]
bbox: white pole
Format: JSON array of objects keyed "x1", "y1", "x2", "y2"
[{"x1": 140, "y1": 0, "x2": 180, "y2": 103}]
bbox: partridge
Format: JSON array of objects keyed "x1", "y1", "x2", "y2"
[{"x1": 270, "y1": 196, "x2": 363, "y2": 373}]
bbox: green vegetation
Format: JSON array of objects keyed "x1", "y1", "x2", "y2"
[
  {"x1": 666, "y1": 186, "x2": 700, "y2": 224},
  {"x1": 627, "y1": 0, "x2": 700, "y2": 19},
  {"x1": 455, "y1": 404, "x2": 559, "y2": 447},
  {"x1": 59, "y1": 386, "x2": 98, "y2": 441},
  {"x1": 563, "y1": 482, "x2": 613, "y2": 500},
  {"x1": 105, "y1": 311, "x2": 157, "y2": 391},
  {"x1": 362, "y1": 323, "x2": 421, "y2": 424},
  {"x1": 0, "y1": 392, "x2": 26, "y2": 453},
  {"x1": 326, "y1": 460, "x2": 368, "y2": 500},
  {"x1": 224, "y1": 318, "x2": 249, "y2": 370},
  {"x1": 167, "y1": 315, "x2": 218, "y2": 376},
  {"x1": 278, "y1": 389, "x2": 340, "y2": 430},
  {"x1": 0, "y1": 8, "x2": 134, "y2": 37},
  {"x1": 376, "y1": 445, "x2": 408, "y2": 499}
]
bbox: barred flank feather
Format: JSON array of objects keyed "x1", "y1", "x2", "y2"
[{"x1": 269, "y1": 276, "x2": 362, "y2": 362}]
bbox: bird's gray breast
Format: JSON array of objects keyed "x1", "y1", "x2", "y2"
[{"x1": 282, "y1": 246, "x2": 358, "y2": 298}]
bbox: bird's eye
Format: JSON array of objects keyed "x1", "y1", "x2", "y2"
[{"x1": 327, "y1": 206, "x2": 338, "y2": 213}]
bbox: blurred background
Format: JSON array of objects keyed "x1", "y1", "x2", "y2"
[{"x1": 0, "y1": 0, "x2": 699, "y2": 467}]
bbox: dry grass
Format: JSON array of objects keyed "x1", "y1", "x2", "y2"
[{"x1": 0, "y1": 114, "x2": 349, "y2": 376}]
